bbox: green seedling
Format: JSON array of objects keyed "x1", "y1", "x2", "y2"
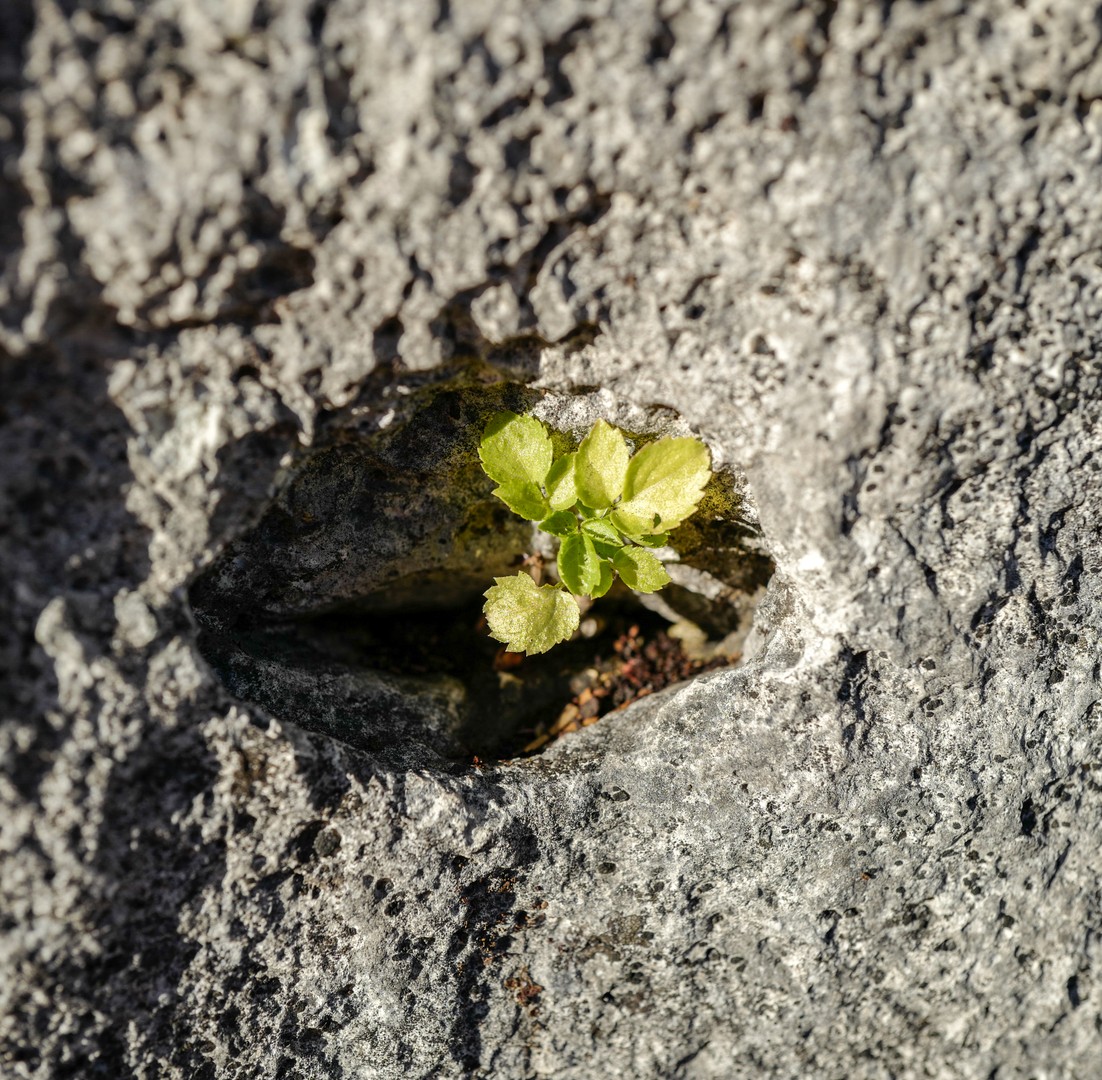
[{"x1": 479, "y1": 411, "x2": 712, "y2": 654}]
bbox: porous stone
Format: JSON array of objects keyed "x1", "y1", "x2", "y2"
[{"x1": 2, "y1": 1, "x2": 1102, "y2": 1078}]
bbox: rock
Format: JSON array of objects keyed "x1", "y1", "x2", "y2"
[{"x1": 3, "y1": 2, "x2": 1102, "y2": 1078}]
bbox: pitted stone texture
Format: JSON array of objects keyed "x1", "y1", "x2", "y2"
[{"x1": 2, "y1": 2, "x2": 1102, "y2": 1079}]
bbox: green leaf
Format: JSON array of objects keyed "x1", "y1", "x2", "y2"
[
  {"x1": 591, "y1": 559, "x2": 614, "y2": 599},
  {"x1": 611, "y1": 437, "x2": 711, "y2": 535},
  {"x1": 479, "y1": 411, "x2": 554, "y2": 487},
  {"x1": 633, "y1": 532, "x2": 669, "y2": 548},
  {"x1": 483, "y1": 574, "x2": 580, "y2": 655},
  {"x1": 611, "y1": 546, "x2": 671, "y2": 593},
  {"x1": 590, "y1": 539, "x2": 621, "y2": 560},
  {"x1": 545, "y1": 452, "x2": 578, "y2": 511},
  {"x1": 574, "y1": 419, "x2": 630, "y2": 509},
  {"x1": 581, "y1": 518, "x2": 623, "y2": 547},
  {"x1": 557, "y1": 532, "x2": 601, "y2": 596},
  {"x1": 492, "y1": 482, "x2": 550, "y2": 521},
  {"x1": 610, "y1": 509, "x2": 657, "y2": 537},
  {"x1": 539, "y1": 510, "x2": 578, "y2": 537}
]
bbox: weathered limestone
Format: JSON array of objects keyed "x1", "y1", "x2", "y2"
[{"x1": 2, "y1": 2, "x2": 1101, "y2": 1077}]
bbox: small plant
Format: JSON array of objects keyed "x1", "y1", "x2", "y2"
[{"x1": 478, "y1": 411, "x2": 712, "y2": 654}]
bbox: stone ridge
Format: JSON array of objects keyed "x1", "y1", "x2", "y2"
[{"x1": 1, "y1": 2, "x2": 1101, "y2": 1078}]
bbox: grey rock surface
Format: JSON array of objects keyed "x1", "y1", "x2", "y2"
[{"x1": 3, "y1": 1, "x2": 1102, "y2": 1077}]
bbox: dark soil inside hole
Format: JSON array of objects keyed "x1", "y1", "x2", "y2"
[
  {"x1": 515, "y1": 618, "x2": 736, "y2": 756},
  {"x1": 196, "y1": 594, "x2": 737, "y2": 763}
]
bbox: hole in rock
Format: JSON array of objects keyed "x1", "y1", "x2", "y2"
[{"x1": 190, "y1": 372, "x2": 773, "y2": 768}]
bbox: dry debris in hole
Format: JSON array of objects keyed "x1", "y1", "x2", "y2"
[
  {"x1": 503, "y1": 967, "x2": 544, "y2": 1016},
  {"x1": 519, "y1": 623, "x2": 736, "y2": 754}
]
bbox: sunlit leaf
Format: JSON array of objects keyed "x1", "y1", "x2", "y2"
[
  {"x1": 545, "y1": 452, "x2": 578, "y2": 511},
  {"x1": 611, "y1": 546, "x2": 671, "y2": 593},
  {"x1": 574, "y1": 419, "x2": 629, "y2": 509},
  {"x1": 478, "y1": 415, "x2": 709, "y2": 653},
  {"x1": 591, "y1": 559, "x2": 614, "y2": 599},
  {"x1": 539, "y1": 510, "x2": 577, "y2": 537},
  {"x1": 493, "y1": 481, "x2": 550, "y2": 521},
  {"x1": 581, "y1": 518, "x2": 623, "y2": 547},
  {"x1": 483, "y1": 574, "x2": 580, "y2": 655},
  {"x1": 557, "y1": 532, "x2": 601, "y2": 596},
  {"x1": 590, "y1": 539, "x2": 621, "y2": 560},
  {"x1": 612, "y1": 437, "x2": 711, "y2": 536},
  {"x1": 479, "y1": 411, "x2": 554, "y2": 487},
  {"x1": 578, "y1": 507, "x2": 618, "y2": 558},
  {"x1": 609, "y1": 509, "x2": 657, "y2": 538}
]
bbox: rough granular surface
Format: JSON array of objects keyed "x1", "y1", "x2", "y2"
[{"x1": 2, "y1": 1, "x2": 1102, "y2": 1077}]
